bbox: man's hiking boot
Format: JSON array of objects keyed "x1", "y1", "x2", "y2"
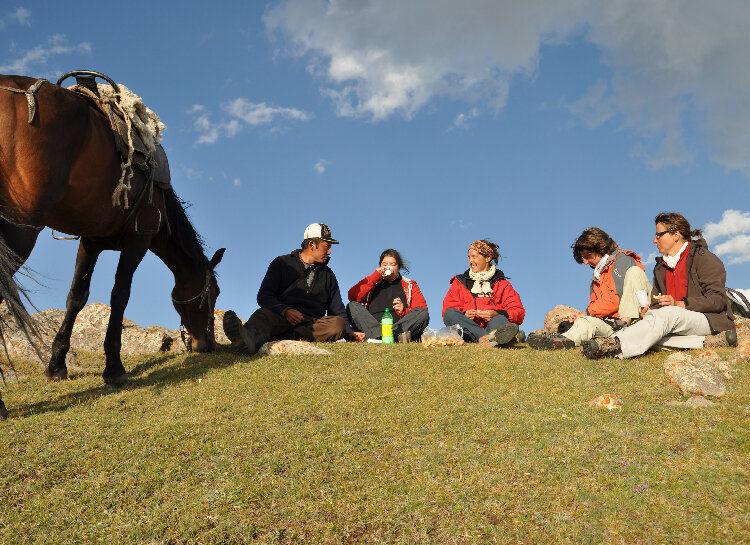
[
  {"x1": 515, "y1": 329, "x2": 526, "y2": 344},
  {"x1": 581, "y1": 336, "x2": 621, "y2": 359},
  {"x1": 397, "y1": 331, "x2": 412, "y2": 344},
  {"x1": 527, "y1": 332, "x2": 575, "y2": 351},
  {"x1": 223, "y1": 310, "x2": 263, "y2": 356},
  {"x1": 479, "y1": 323, "x2": 519, "y2": 348},
  {"x1": 726, "y1": 328, "x2": 738, "y2": 347}
]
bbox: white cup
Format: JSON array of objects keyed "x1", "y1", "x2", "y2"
[
  {"x1": 636, "y1": 289, "x2": 649, "y2": 308},
  {"x1": 384, "y1": 267, "x2": 392, "y2": 276}
]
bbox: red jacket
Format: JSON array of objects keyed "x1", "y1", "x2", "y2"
[
  {"x1": 441, "y1": 269, "x2": 525, "y2": 326},
  {"x1": 587, "y1": 249, "x2": 645, "y2": 319},
  {"x1": 348, "y1": 271, "x2": 428, "y2": 318}
]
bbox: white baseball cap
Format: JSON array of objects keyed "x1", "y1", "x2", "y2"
[{"x1": 303, "y1": 223, "x2": 339, "y2": 244}]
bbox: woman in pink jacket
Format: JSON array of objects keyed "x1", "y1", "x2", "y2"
[{"x1": 442, "y1": 240, "x2": 525, "y2": 347}]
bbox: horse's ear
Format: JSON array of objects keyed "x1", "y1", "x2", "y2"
[{"x1": 209, "y1": 248, "x2": 226, "y2": 269}]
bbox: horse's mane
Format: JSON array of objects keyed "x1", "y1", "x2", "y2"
[{"x1": 162, "y1": 188, "x2": 207, "y2": 265}]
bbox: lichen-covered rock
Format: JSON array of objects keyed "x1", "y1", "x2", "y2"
[
  {"x1": 584, "y1": 394, "x2": 621, "y2": 410},
  {"x1": 663, "y1": 352, "x2": 727, "y2": 397},
  {"x1": 703, "y1": 332, "x2": 731, "y2": 348},
  {"x1": 258, "y1": 340, "x2": 332, "y2": 356},
  {"x1": 213, "y1": 309, "x2": 239, "y2": 346},
  {"x1": 0, "y1": 302, "x2": 191, "y2": 362},
  {"x1": 543, "y1": 305, "x2": 580, "y2": 334}
]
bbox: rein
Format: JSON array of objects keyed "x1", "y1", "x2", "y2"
[
  {"x1": 171, "y1": 268, "x2": 214, "y2": 351},
  {"x1": 0, "y1": 79, "x2": 46, "y2": 123}
]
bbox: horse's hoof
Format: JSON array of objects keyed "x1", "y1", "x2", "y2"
[
  {"x1": 102, "y1": 372, "x2": 128, "y2": 386},
  {"x1": 44, "y1": 367, "x2": 68, "y2": 381}
]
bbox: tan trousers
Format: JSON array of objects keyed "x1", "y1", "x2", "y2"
[
  {"x1": 618, "y1": 267, "x2": 652, "y2": 320},
  {"x1": 562, "y1": 316, "x2": 614, "y2": 346},
  {"x1": 615, "y1": 306, "x2": 711, "y2": 358}
]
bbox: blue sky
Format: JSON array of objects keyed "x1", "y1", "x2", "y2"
[{"x1": 2, "y1": 1, "x2": 749, "y2": 332}]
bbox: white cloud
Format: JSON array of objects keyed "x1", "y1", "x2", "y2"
[
  {"x1": 0, "y1": 7, "x2": 30, "y2": 28},
  {"x1": 704, "y1": 209, "x2": 750, "y2": 264},
  {"x1": 189, "y1": 98, "x2": 311, "y2": 144},
  {"x1": 449, "y1": 219, "x2": 472, "y2": 230},
  {"x1": 265, "y1": 0, "x2": 750, "y2": 176},
  {"x1": 233, "y1": 177, "x2": 241, "y2": 187},
  {"x1": 0, "y1": 34, "x2": 91, "y2": 73},
  {"x1": 451, "y1": 107, "x2": 479, "y2": 131},
  {"x1": 223, "y1": 98, "x2": 311, "y2": 125},
  {"x1": 313, "y1": 159, "x2": 330, "y2": 174},
  {"x1": 642, "y1": 251, "x2": 659, "y2": 266}
]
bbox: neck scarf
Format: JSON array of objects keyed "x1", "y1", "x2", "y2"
[
  {"x1": 663, "y1": 241, "x2": 689, "y2": 269},
  {"x1": 469, "y1": 265, "x2": 496, "y2": 297},
  {"x1": 592, "y1": 254, "x2": 611, "y2": 282}
]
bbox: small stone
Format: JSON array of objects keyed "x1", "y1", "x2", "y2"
[
  {"x1": 258, "y1": 340, "x2": 332, "y2": 356},
  {"x1": 684, "y1": 396, "x2": 715, "y2": 407}
]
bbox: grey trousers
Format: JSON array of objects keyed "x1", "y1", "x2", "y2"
[
  {"x1": 347, "y1": 302, "x2": 430, "y2": 340},
  {"x1": 614, "y1": 306, "x2": 711, "y2": 358},
  {"x1": 443, "y1": 307, "x2": 510, "y2": 342}
]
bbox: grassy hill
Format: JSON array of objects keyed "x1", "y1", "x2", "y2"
[{"x1": 1, "y1": 343, "x2": 748, "y2": 544}]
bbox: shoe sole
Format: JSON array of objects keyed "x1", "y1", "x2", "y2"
[
  {"x1": 223, "y1": 311, "x2": 258, "y2": 355},
  {"x1": 223, "y1": 311, "x2": 243, "y2": 345},
  {"x1": 581, "y1": 340, "x2": 601, "y2": 359},
  {"x1": 494, "y1": 323, "x2": 519, "y2": 346},
  {"x1": 527, "y1": 334, "x2": 574, "y2": 351}
]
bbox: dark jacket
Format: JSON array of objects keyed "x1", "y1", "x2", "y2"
[
  {"x1": 651, "y1": 238, "x2": 734, "y2": 333},
  {"x1": 257, "y1": 250, "x2": 350, "y2": 326}
]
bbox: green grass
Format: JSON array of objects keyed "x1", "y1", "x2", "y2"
[{"x1": 1, "y1": 343, "x2": 748, "y2": 544}]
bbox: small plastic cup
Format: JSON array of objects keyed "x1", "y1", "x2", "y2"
[{"x1": 636, "y1": 289, "x2": 649, "y2": 307}]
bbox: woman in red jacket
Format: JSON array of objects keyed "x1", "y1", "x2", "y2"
[
  {"x1": 347, "y1": 249, "x2": 429, "y2": 342},
  {"x1": 442, "y1": 240, "x2": 525, "y2": 346}
]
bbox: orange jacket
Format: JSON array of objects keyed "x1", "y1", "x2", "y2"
[{"x1": 587, "y1": 249, "x2": 644, "y2": 318}]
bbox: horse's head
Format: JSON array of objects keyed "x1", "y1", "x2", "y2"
[{"x1": 172, "y1": 248, "x2": 225, "y2": 352}]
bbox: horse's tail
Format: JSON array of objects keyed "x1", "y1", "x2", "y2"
[{"x1": 0, "y1": 232, "x2": 39, "y2": 359}]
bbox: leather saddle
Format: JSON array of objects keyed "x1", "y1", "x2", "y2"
[{"x1": 60, "y1": 71, "x2": 171, "y2": 190}]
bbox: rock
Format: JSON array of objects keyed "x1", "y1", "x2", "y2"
[
  {"x1": 583, "y1": 394, "x2": 621, "y2": 410},
  {"x1": 684, "y1": 395, "x2": 716, "y2": 407},
  {"x1": 663, "y1": 352, "x2": 727, "y2": 397},
  {"x1": 703, "y1": 332, "x2": 731, "y2": 348},
  {"x1": 212, "y1": 309, "x2": 239, "y2": 346},
  {"x1": 667, "y1": 395, "x2": 716, "y2": 407},
  {"x1": 0, "y1": 302, "x2": 196, "y2": 362},
  {"x1": 544, "y1": 305, "x2": 580, "y2": 334},
  {"x1": 258, "y1": 340, "x2": 332, "y2": 356}
]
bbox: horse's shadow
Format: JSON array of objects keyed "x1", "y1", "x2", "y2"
[{"x1": 11, "y1": 348, "x2": 247, "y2": 417}]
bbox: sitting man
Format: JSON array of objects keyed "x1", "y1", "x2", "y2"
[
  {"x1": 528, "y1": 227, "x2": 651, "y2": 350},
  {"x1": 223, "y1": 223, "x2": 365, "y2": 355},
  {"x1": 582, "y1": 212, "x2": 735, "y2": 359}
]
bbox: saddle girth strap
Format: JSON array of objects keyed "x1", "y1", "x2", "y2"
[{"x1": 0, "y1": 79, "x2": 46, "y2": 123}]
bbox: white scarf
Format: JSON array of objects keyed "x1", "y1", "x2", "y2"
[
  {"x1": 663, "y1": 241, "x2": 689, "y2": 269},
  {"x1": 592, "y1": 254, "x2": 611, "y2": 282},
  {"x1": 469, "y1": 265, "x2": 496, "y2": 297}
]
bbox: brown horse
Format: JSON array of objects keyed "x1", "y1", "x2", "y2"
[{"x1": 0, "y1": 73, "x2": 224, "y2": 418}]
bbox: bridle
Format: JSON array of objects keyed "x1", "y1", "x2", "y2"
[{"x1": 171, "y1": 268, "x2": 215, "y2": 352}]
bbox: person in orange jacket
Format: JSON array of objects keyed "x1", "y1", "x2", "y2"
[
  {"x1": 528, "y1": 227, "x2": 651, "y2": 350},
  {"x1": 347, "y1": 249, "x2": 429, "y2": 342},
  {"x1": 441, "y1": 239, "x2": 525, "y2": 347}
]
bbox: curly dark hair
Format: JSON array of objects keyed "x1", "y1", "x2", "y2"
[{"x1": 572, "y1": 227, "x2": 618, "y2": 264}]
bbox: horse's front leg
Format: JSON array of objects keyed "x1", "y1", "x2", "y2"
[
  {"x1": 46, "y1": 238, "x2": 103, "y2": 380},
  {"x1": 102, "y1": 237, "x2": 150, "y2": 385}
]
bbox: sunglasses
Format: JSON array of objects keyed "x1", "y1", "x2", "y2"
[{"x1": 655, "y1": 229, "x2": 676, "y2": 238}]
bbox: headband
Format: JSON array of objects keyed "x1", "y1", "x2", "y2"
[{"x1": 469, "y1": 240, "x2": 494, "y2": 258}]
